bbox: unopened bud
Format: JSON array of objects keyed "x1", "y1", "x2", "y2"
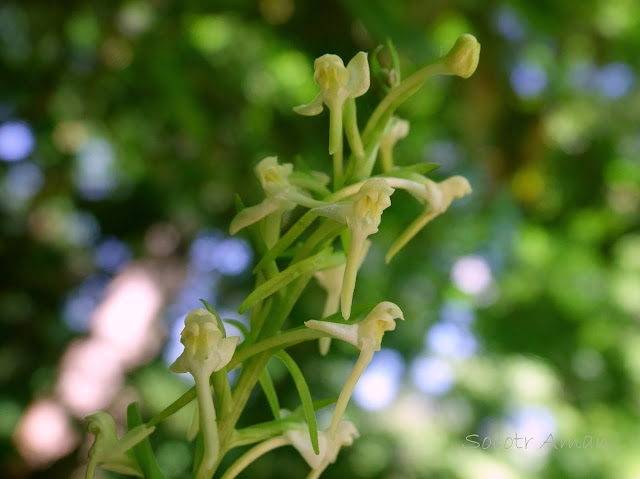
[{"x1": 444, "y1": 34, "x2": 480, "y2": 79}]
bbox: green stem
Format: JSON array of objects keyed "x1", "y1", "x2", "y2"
[
  {"x1": 343, "y1": 97, "x2": 364, "y2": 162},
  {"x1": 85, "y1": 459, "x2": 98, "y2": 479},
  {"x1": 220, "y1": 353, "x2": 272, "y2": 442},
  {"x1": 238, "y1": 248, "x2": 344, "y2": 314},
  {"x1": 350, "y1": 60, "x2": 448, "y2": 180},
  {"x1": 362, "y1": 59, "x2": 448, "y2": 145},
  {"x1": 147, "y1": 387, "x2": 196, "y2": 428},
  {"x1": 253, "y1": 210, "x2": 317, "y2": 274},
  {"x1": 329, "y1": 102, "x2": 344, "y2": 189},
  {"x1": 212, "y1": 367, "x2": 233, "y2": 416},
  {"x1": 380, "y1": 144, "x2": 393, "y2": 173},
  {"x1": 220, "y1": 436, "x2": 289, "y2": 479}
]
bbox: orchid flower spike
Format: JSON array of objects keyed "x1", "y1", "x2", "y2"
[
  {"x1": 379, "y1": 117, "x2": 410, "y2": 173},
  {"x1": 170, "y1": 308, "x2": 239, "y2": 479},
  {"x1": 312, "y1": 178, "x2": 394, "y2": 319},
  {"x1": 285, "y1": 421, "x2": 359, "y2": 479},
  {"x1": 314, "y1": 240, "x2": 370, "y2": 355},
  {"x1": 85, "y1": 411, "x2": 155, "y2": 479},
  {"x1": 386, "y1": 175, "x2": 471, "y2": 263},
  {"x1": 305, "y1": 302, "x2": 403, "y2": 436},
  {"x1": 230, "y1": 157, "x2": 326, "y2": 240},
  {"x1": 294, "y1": 52, "x2": 370, "y2": 155}
]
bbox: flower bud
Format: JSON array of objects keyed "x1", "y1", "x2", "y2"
[{"x1": 443, "y1": 34, "x2": 480, "y2": 79}]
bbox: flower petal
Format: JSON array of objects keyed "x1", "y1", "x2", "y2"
[
  {"x1": 168, "y1": 353, "x2": 188, "y2": 374},
  {"x1": 346, "y1": 52, "x2": 370, "y2": 98},
  {"x1": 304, "y1": 320, "x2": 359, "y2": 348},
  {"x1": 293, "y1": 93, "x2": 324, "y2": 116},
  {"x1": 285, "y1": 429, "x2": 326, "y2": 469},
  {"x1": 230, "y1": 198, "x2": 284, "y2": 235},
  {"x1": 311, "y1": 203, "x2": 351, "y2": 225},
  {"x1": 214, "y1": 336, "x2": 240, "y2": 372}
]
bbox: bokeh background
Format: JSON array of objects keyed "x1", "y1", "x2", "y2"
[{"x1": 2, "y1": 0, "x2": 640, "y2": 478}]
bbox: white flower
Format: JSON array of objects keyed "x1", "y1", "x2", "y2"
[
  {"x1": 294, "y1": 52, "x2": 370, "y2": 188},
  {"x1": 294, "y1": 52, "x2": 370, "y2": 156},
  {"x1": 285, "y1": 421, "x2": 359, "y2": 475},
  {"x1": 169, "y1": 308, "x2": 239, "y2": 379},
  {"x1": 305, "y1": 301, "x2": 403, "y2": 352},
  {"x1": 312, "y1": 178, "x2": 394, "y2": 319},
  {"x1": 230, "y1": 157, "x2": 325, "y2": 236},
  {"x1": 170, "y1": 308, "x2": 239, "y2": 478},
  {"x1": 295, "y1": 52, "x2": 370, "y2": 116},
  {"x1": 385, "y1": 175, "x2": 472, "y2": 263},
  {"x1": 305, "y1": 302, "x2": 403, "y2": 435},
  {"x1": 85, "y1": 411, "x2": 155, "y2": 479}
]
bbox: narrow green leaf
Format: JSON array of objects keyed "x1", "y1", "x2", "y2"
[
  {"x1": 290, "y1": 397, "x2": 337, "y2": 420},
  {"x1": 200, "y1": 299, "x2": 226, "y2": 337},
  {"x1": 229, "y1": 327, "x2": 325, "y2": 370},
  {"x1": 259, "y1": 366, "x2": 281, "y2": 420},
  {"x1": 249, "y1": 295, "x2": 272, "y2": 342},
  {"x1": 253, "y1": 211, "x2": 317, "y2": 274},
  {"x1": 224, "y1": 319, "x2": 249, "y2": 338},
  {"x1": 239, "y1": 248, "x2": 345, "y2": 314},
  {"x1": 147, "y1": 387, "x2": 196, "y2": 428},
  {"x1": 274, "y1": 351, "x2": 319, "y2": 455},
  {"x1": 126, "y1": 403, "x2": 164, "y2": 479},
  {"x1": 292, "y1": 220, "x2": 346, "y2": 263}
]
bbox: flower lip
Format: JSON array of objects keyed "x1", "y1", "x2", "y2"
[
  {"x1": 350, "y1": 177, "x2": 394, "y2": 230},
  {"x1": 314, "y1": 54, "x2": 348, "y2": 93}
]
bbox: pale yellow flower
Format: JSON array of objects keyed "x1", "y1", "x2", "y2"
[
  {"x1": 312, "y1": 178, "x2": 394, "y2": 318},
  {"x1": 306, "y1": 302, "x2": 403, "y2": 436}
]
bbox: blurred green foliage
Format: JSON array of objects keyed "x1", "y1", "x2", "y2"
[{"x1": 1, "y1": 0, "x2": 639, "y2": 478}]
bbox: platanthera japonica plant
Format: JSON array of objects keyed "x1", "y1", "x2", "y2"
[{"x1": 85, "y1": 34, "x2": 480, "y2": 479}]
